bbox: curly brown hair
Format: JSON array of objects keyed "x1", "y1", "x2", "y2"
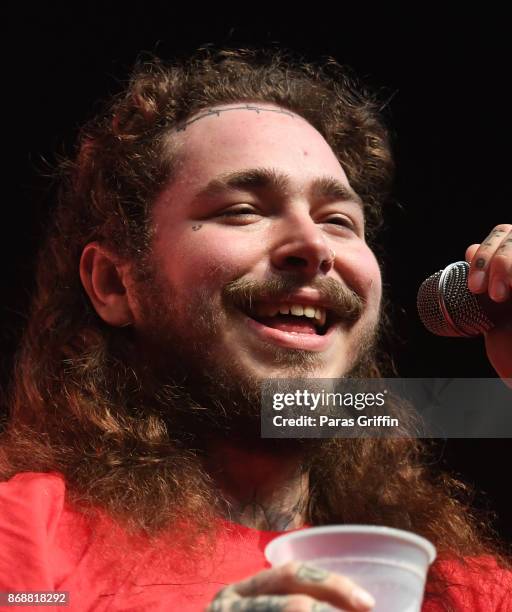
[{"x1": 1, "y1": 47, "x2": 510, "y2": 609}]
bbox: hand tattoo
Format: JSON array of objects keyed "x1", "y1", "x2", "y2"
[
  {"x1": 296, "y1": 564, "x2": 329, "y2": 583},
  {"x1": 498, "y1": 239, "x2": 512, "y2": 251},
  {"x1": 231, "y1": 596, "x2": 285, "y2": 611}
]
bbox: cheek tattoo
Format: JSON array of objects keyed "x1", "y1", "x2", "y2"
[{"x1": 192, "y1": 224, "x2": 203, "y2": 231}]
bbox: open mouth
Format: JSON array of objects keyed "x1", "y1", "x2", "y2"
[{"x1": 243, "y1": 301, "x2": 338, "y2": 336}]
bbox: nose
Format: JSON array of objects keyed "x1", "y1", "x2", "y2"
[{"x1": 270, "y1": 213, "x2": 335, "y2": 277}]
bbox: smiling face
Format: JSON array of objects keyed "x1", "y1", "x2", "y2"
[{"x1": 131, "y1": 103, "x2": 382, "y2": 393}]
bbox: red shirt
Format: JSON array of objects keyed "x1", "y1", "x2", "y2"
[{"x1": 0, "y1": 472, "x2": 510, "y2": 611}]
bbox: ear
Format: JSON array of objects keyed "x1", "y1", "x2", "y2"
[{"x1": 79, "y1": 242, "x2": 136, "y2": 327}]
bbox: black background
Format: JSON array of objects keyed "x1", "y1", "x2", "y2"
[{"x1": 3, "y1": 6, "x2": 511, "y2": 543}]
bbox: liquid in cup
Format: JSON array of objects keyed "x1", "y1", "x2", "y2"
[{"x1": 265, "y1": 525, "x2": 436, "y2": 612}]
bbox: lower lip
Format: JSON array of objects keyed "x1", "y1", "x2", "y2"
[{"x1": 244, "y1": 314, "x2": 339, "y2": 351}]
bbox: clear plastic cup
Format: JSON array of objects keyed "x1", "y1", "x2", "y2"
[{"x1": 265, "y1": 525, "x2": 436, "y2": 612}]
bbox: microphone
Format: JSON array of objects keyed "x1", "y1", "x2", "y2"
[{"x1": 417, "y1": 261, "x2": 512, "y2": 337}]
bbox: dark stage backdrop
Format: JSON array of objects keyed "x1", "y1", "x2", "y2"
[{"x1": 3, "y1": 6, "x2": 511, "y2": 544}]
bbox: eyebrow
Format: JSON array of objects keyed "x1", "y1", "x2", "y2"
[{"x1": 192, "y1": 167, "x2": 364, "y2": 209}]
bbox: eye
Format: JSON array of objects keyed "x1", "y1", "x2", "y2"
[
  {"x1": 323, "y1": 215, "x2": 356, "y2": 231},
  {"x1": 220, "y1": 205, "x2": 258, "y2": 217},
  {"x1": 217, "y1": 205, "x2": 262, "y2": 225}
]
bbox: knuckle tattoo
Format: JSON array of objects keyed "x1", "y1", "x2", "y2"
[
  {"x1": 311, "y1": 604, "x2": 336, "y2": 612},
  {"x1": 231, "y1": 595, "x2": 285, "y2": 611},
  {"x1": 475, "y1": 257, "x2": 487, "y2": 270},
  {"x1": 296, "y1": 564, "x2": 329, "y2": 583},
  {"x1": 494, "y1": 224, "x2": 512, "y2": 233}
]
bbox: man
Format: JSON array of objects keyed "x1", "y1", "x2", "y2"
[{"x1": 1, "y1": 47, "x2": 511, "y2": 611}]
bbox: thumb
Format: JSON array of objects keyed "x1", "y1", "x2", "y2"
[{"x1": 465, "y1": 243, "x2": 480, "y2": 263}]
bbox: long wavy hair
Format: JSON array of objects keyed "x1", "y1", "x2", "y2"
[{"x1": 2, "y1": 47, "x2": 510, "y2": 608}]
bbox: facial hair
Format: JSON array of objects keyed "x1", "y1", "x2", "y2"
[{"x1": 130, "y1": 264, "x2": 380, "y2": 449}]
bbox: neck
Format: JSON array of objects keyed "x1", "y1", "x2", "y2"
[{"x1": 200, "y1": 436, "x2": 310, "y2": 531}]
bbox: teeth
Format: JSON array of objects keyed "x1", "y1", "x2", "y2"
[
  {"x1": 253, "y1": 302, "x2": 327, "y2": 326},
  {"x1": 304, "y1": 306, "x2": 316, "y2": 318},
  {"x1": 318, "y1": 309, "x2": 327, "y2": 327}
]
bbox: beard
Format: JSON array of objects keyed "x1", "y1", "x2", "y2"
[{"x1": 129, "y1": 261, "x2": 380, "y2": 455}]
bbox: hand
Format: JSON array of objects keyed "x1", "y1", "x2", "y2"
[
  {"x1": 466, "y1": 224, "x2": 512, "y2": 387},
  {"x1": 205, "y1": 561, "x2": 375, "y2": 611}
]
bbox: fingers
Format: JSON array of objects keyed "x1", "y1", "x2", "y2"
[
  {"x1": 206, "y1": 562, "x2": 375, "y2": 611},
  {"x1": 467, "y1": 224, "x2": 512, "y2": 302},
  {"x1": 207, "y1": 591, "x2": 341, "y2": 611}
]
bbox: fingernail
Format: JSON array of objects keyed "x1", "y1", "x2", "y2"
[
  {"x1": 491, "y1": 280, "x2": 509, "y2": 301},
  {"x1": 468, "y1": 270, "x2": 486, "y2": 292},
  {"x1": 351, "y1": 587, "x2": 375, "y2": 609}
]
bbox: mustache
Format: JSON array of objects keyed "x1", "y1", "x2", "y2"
[{"x1": 222, "y1": 274, "x2": 364, "y2": 323}]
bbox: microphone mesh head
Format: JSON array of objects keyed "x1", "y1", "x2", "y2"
[{"x1": 417, "y1": 261, "x2": 494, "y2": 337}]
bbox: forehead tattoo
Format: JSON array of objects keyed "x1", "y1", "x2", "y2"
[{"x1": 174, "y1": 104, "x2": 296, "y2": 132}]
